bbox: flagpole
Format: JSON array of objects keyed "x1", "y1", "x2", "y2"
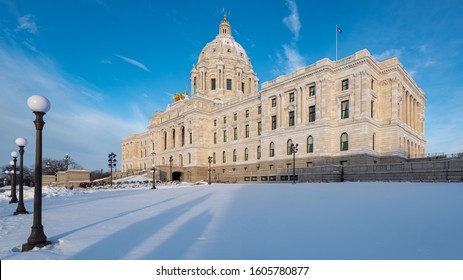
[{"x1": 336, "y1": 24, "x2": 338, "y2": 61}]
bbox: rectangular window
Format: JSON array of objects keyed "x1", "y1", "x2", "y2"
[
  {"x1": 341, "y1": 100, "x2": 349, "y2": 119},
  {"x1": 371, "y1": 79, "x2": 375, "y2": 90},
  {"x1": 234, "y1": 127, "x2": 238, "y2": 140},
  {"x1": 306, "y1": 162, "x2": 313, "y2": 168},
  {"x1": 289, "y1": 111, "x2": 295, "y2": 127},
  {"x1": 245, "y1": 109, "x2": 249, "y2": 118},
  {"x1": 258, "y1": 106, "x2": 262, "y2": 114},
  {"x1": 309, "y1": 85, "x2": 316, "y2": 96},
  {"x1": 271, "y1": 97, "x2": 277, "y2": 107},
  {"x1": 223, "y1": 130, "x2": 227, "y2": 142},
  {"x1": 234, "y1": 113, "x2": 237, "y2": 121},
  {"x1": 287, "y1": 163, "x2": 292, "y2": 169},
  {"x1": 226, "y1": 79, "x2": 232, "y2": 90},
  {"x1": 211, "y1": 78, "x2": 216, "y2": 90},
  {"x1": 241, "y1": 82, "x2": 245, "y2": 92},
  {"x1": 342, "y1": 79, "x2": 349, "y2": 91},
  {"x1": 309, "y1": 105, "x2": 316, "y2": 122},
  {"x1": 257, "y1": 121, "x2": 262, "y2": 136},
  {"x1": 371, "y1": 100, "x2": 375, "y2": 118},
  {"x1": 223, "y1": 116, "x2": 227, "y2": 124},
  {"x1": 189, "y1": 132, "x2": 192, "y2": 144},
  {"x1": 214, "y1": 132, "x2": 217, "y2": 144},
  {"x1": 245, "y1": 125, "x2": 250, "y2": 138},
  {"x1": 289, "y1": 92, "x2": 295, "y2": 102},
  {"x1": 271, "y1": 115, "x2": 277, "y2": 130}
]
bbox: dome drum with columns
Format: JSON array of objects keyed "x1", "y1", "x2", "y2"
[{"x1": 121, "y1": 16, "x2": 426, "y2": 183}]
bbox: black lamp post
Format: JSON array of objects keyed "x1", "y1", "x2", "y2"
[
  {"x1": 15, "y1": 137, "x2": 29, "y2": 215},
  {"x1": 9, "y1": 154, "x2": 18, "y2": 203},
  {"x1": 290, "y1": 143, "x2": 299, "y2": 184},
  {"x1": 208, "y1": 156, "x2": 213, "y2": 184},
  {"x1": 169, "y1": 155, "x2": 173, "y2": 182},
  {"x1": 22, "y1": 95, "x2": 52, "y2": 251},
  {"x1": 64, "y1": 153, "x2": 70, "y2": 170},
  {"x1": 45, "y1": 161, "x2": 58, "y2": 183},
  {"x1": 151, "y1": 164, "x2": 156, "y2": 189},
  {"x1": 108, "y1": 152, "x2": 117, "y2": 186}
]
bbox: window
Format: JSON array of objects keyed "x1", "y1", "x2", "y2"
[
  {"x1": 306, "y1": 162, "x2": 313, "y2": 168},
  {"x1": 244, "y1": 148, "x2": 249, "y2": 161},
  {"x1": 172, "y1": 129, "x2": 176, "y2": 147},
  {"x1": 233, "y1": 127, "x2": 238, "y2": 140},
  {"x1": 257, "y1": 146, "x2": 261, "y2": 159},
  {"x1": 188, "y1": 153, "x2": 191, "y2": 164},
  {"x1": 226, "y1": 79, "x2": 232, "y2": 90},
  {"x1": 287, "y1": 163, "x2": 292, "y2": 169},
  {"x1": 258, "y1": 106, "x2": 262, "y2": 114},
  {"x1": 342, "y1": 79, "x2": 349, "y2": 90},
  {"x1": 257, "y1": 122, "x2": 262, "y2": 136},
  {"x1": 373, "y1": 133, "x2": 376, "y2": 151},
  {"x1": 223, "y1": 151, "x2": 226, "y2": 163},
  {"x1": 164, "y1": 131, "x2": 167, "y2": 150},
  {"x1": 189, "y1": 132, "x2": 192, "y2": 144},
  {"x1": 340, "y1": 133, "x2": 349, "y2": 151},
  {"x1": 269, "y1": 142, "x2": 275, "y2": 157},
  {"x1": 289, "y1": 92, "x2": 295, "y2": 102},
  {"x1": 214, "y1": 119, "x2": 217, "y2": 126},
  {"x1": 245, "y1": 109, "x2": 249, "y2": 118},
  {"x1": 211, "y1": 78, "x2": 216, "y2": 90},
  {"x1": 271, "y1": 97, "x2": 277, "y2": 107},
  {"x1": 234, "y1": 113, "x2": 237, "y2": 121},
  {"x1": 223, "y1": 130, "x2": 227, "y2": 142},
  {"x1": 309, "y1": 105, "x2": 316, "y2": 122},
  {"x1": 214, "y1": 132, "x2": 217, "y2": 144},
  {"x1": 307, "y1": 136, "x2": 314, "y2": 153},
  {"x1": 341, "y1": 100, "x2": 349, "y2": 119},
  {"x1": 224, "y1": 116, "x2": 227, "y2": 124},
  {"x1": 245, "y1": 125, "x2": 250, "y2": 138},
  {"x1": 371, "y1": 79, "x2": 375, "y2": 90},
  {"x1": 242, "y1": 82, "x2": 245, "y2": 92},
  {"x1": 181, "y1": 126, "x2": 185, "y2": 146},
  {"x1": 289, "y1": 111, "x2": 295, "y2": 127},
  {"x1": 271, "y1": 115, "x2": 277, "y2": 130},
  {"x1": 233, "y1": 149, "x2": 237, "y2": 162},
  {"x1": 371, "y1": 100, "x2": 375, "y2": 118},
  {"x1": 287, "y1": 139, "x2": 293, "y2": 155},
  {"x1": 309, "y1": 85, "x2": 316, "y2": 96},
  {"x1": 213, "y1": 152, "x2": 216, "y2": 164}
]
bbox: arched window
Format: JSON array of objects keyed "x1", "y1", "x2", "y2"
[
  {"x1": 257, "y1": 146, "x2": 261, "y2": 160},
  {"x1": 223, "y1": 151, "x2": 226, "y2": 163},
  {"x1": 307, "y1": 136, "x2": 314, "y2": 153},
  {"x1": 269, "y1": 142, "x2": 275, "y2": 157},
  {"x1": 244, "y1": 148, "x2": 249, "y2": 161},
  {"x1": 233, "y1": 149, "x2": 237, "y2": 162},
  {"x1": 287, "y1": 139, "x2": 293, "y2": 155},
  {"x1": 340, "y1": 133, "x2": 349, "y2": 151}
]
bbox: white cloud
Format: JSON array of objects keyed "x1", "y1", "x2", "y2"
[
  {"x1": 100, "y1": 59, "x2": 112, "y2": 64},
  {"x1": 373, "y1": 48, "x2": 402, "y2": 61},
  {"x1": 282, "y1": 0, "x2": 301, "y2": 42},
  {"x1": 115, "y1": 54, "x2": 150, "y2": 72},
  {"x1": 16, "y1": 14, "x2": 38, "y2": 34},
  {"x1": 0, "y1": 44, "x2": 146, "y2": 171}
]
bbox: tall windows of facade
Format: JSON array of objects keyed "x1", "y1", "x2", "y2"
[
  {"x1": 289, "y1": 92, "x2": 295, "y2": 102},
  {"x1": 181, "y1": 126, "x2": 185, "y2": 146},
  {"x1": 245, "y1": 124, "x2": 250, "y2": 138},
  {"x1": 341, "y1": 100, "x2": 349, "y2": 119},
  {"x1": 309, "y1": 85, "x2": 316, "y2": 96},
  {"x1": 223, "y1": 130, "x2": 227, "y2": 142},
  {"x1": 287, "y1": 139, "x2": 293, "y2": 155},
  {"x1": 340, "y1": 133, "x2": 349, "y2": 151},
  {"x1": 214, "y1": 132, "x2": 217, "y2": 144},
  {"x1": 223, "y1": 151, "x2": 226, "y2": 163},
  {"x1": 309, "y1": 105, "x2": 316, "y2": 122},
  {"x1": 226, "y1": 79, "x2": 232, "y2": 90},
  {"x1": 342, "y1": 79, "x2": 349, "y2": 90},
  {"x1": 233, "y1": 149, "x2": 237, "y2": 162},
  {"x1": 257, "y1": 121, "x2": 262, "y2": 136},
  {"x1": 307, "y1": 136, "x2": 314, "y2": 153},
  {"x1": 269, "y1": 142, "x2": 275, "y2": 157},
  {"x1": 289, "y1": 111, "x2": 295, "y2": 127},
  {"x1": 244, "y1": 148, "x2": 249, "y2": 161},
  {"x1": 233, "y1": 127, "x2": 238, "y2": 140},
  {"x1": 213, "y1": 152, "x2": 216, "y2": 164},
  {"x1": 211, "y1": 78, "x2": 216, "y2": 90},
  {"x1": 257, "y1": 145, "x2": 261, "y2": 159},
  {"x1": 271, "y1": 97, "x2": 277, "y2": 107},
  {"x1": 164, "y1": 131, "x2": 167, "y2": 150},
  {"x1": 271, "y1": 115, "x2": 277, "y2": 130}
]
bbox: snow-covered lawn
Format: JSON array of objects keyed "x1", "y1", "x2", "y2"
[{"x1": 1, "y1": 180, "x2": 462, "y2": 260}]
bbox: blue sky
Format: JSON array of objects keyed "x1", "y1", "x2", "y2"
[{"x1": 1, "y1": 0, "x2": 462, "y2": 171}]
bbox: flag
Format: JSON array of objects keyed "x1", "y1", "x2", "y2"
[{"x1": 337, "y1": 27, "x2": 342, "y2": 33}]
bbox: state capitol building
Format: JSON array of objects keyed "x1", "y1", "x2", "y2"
[{"x1": 121, "y1": 16, "x2": 426, "y2": 182}]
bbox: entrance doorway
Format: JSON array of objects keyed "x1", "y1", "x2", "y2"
[{"x1": 172, "y1": 171, "x2": 182, "y2": 182}]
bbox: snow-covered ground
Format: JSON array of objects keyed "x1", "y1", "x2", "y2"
[{"x1": 1, "y1": 179, "x2": 462, "y2": 260}]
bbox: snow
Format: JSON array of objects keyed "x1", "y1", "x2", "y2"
[{"x1": 1, "y1": 180, "x2": 463, "y2": 260}]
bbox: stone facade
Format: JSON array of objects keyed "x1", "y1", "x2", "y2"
[{"x1": 121, "y1": 16, "x2": 426, "y2": 182}]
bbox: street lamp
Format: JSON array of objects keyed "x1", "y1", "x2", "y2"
[
  {"x1": 63, "y1": 153, "x2": 70, "y2": 170},
  {"x1": 9, "y1": 153, "x2": 18, "y2": 203},
  {"x1": 208, "y1": 156, "x2": 213, "y2": 184},
  {"x1": 108, "y1": 152, "x2": 117, "y2": 186},
  {"x1": 15, "y1": 137, "x2": 28, "y2": 215},
  {"x1": 151, "y1": 164, "x2": 156, "y2": 189},
  {"x1": 22, "y1": 95, "x2": 52, "y2": 251},
  {"x1": 290, "y1": 143, "x2": 299, "y2": 184},
  {"x1": 45, "y1": 161, "x2": 58, "y2": 182},
  {"x1": 169, "y1": 155, "x2": 173, "y2": 182}
]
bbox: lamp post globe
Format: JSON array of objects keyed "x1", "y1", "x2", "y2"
[
  {"x1": 15, "y1": 137, "x2": 29, "y2": 215},
  {"x1": 23, "y1": 95, "x2": 51, "y2": 252},
  {"x1": 9, "y1": 152, "x2": 18, "y2": 204}
]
